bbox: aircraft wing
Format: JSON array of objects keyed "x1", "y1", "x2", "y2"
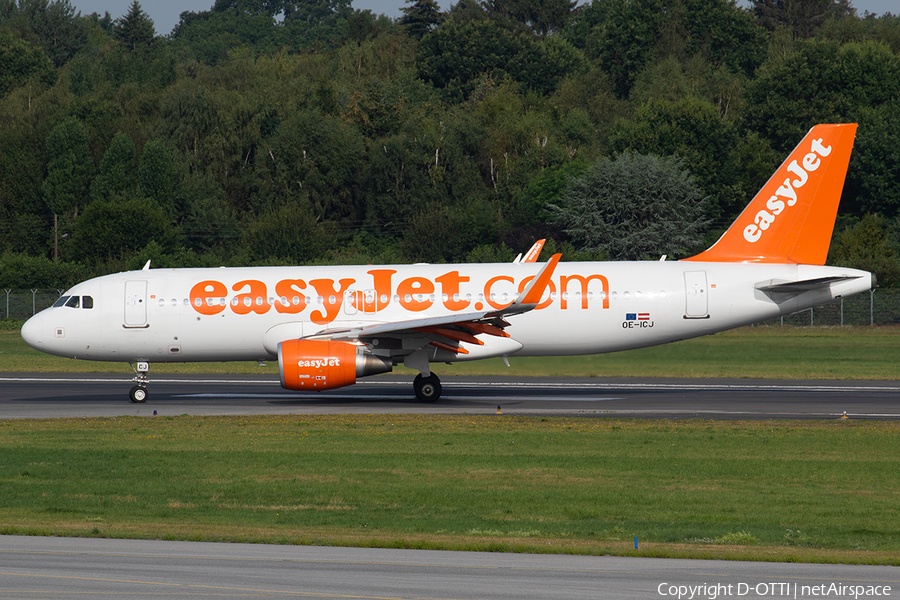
[{"x1": 307, "y1": 254, "x2": 561, "y2": 354}]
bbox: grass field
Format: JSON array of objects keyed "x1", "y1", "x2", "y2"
[
  {"x1": 1, "y1": 415, "x2": 898, "y2": 564},
  {"x1": 4, "y1": 323, "x2": 900, "y2": 379},
  {"x1": 3, "y1": 323, "x2": 899, "y2": 564}
]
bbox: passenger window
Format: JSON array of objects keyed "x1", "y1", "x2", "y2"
[
  {"x1": 83, "y1": 296, "x2": 93, "y2": 309},
  {"x1": 53, "y1": 296, "x2": 70, "y2": 308},
  {"x1": 65, "y1": 296, "x2": 80, "y2": 308}
]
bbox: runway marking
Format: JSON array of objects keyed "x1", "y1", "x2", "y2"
[
  {"x1": 174, "y1": 393, "x2": 623, "y2": 401},
  {"x1": 0, "y1": 571, "x2": 455, "y2": 599},
  {"x1": 0, "y1": 549, "x2": 661, "y2": 575},
  {"x1": 0, "y1": 377, "x2": 280, "y2": 385},
  {"x1": 4, "y1": 376, "x2": 900, "y2": 393}
]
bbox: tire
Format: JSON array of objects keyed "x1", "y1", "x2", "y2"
[
  {"x1": 130, "y1": 385, "x2": 148, "y2": 403},
  {"x1": 413, "y1": 374, "x2": 442, "y2": 402}
]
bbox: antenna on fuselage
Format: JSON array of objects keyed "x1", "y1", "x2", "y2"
[{"x1": 142, "y1": 260, "x2": 151, "y2": 271}]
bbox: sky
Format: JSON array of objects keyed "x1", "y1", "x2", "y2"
[{"x1": 70, "y1": 0, "x2": 898, "y2": 38}]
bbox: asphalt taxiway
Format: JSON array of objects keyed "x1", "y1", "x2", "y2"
[
  {"x1": 1, "y1": 373, "x2": 898, "y2": 419},
  {"x1": 2, "y1": 536, "x2": 898, "y2": 600}
]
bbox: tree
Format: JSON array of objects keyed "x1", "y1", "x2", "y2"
[
  {"x1": 171, "y1": 8, "x2": 277, "y2": 64},
  {"x1": 212, "y1": 0, "x2": 284, "y2": 17},
  {"x1": 828, "y1": 214, "x2": 900, "y2": 288},
  {"x1": 522, "y1": 160, "x2": 587, "y2": 223},
  {"x1": 582, "y1": 0, "x2": 766, "y2": 99},
  {"x1": 280, "y1": 0, "x2": 352, "y2": 46},
  {"x1": 581, "y1": 0, "x2": 665, "y2": 97},
  {"x1": 242, "y1": 201, "x2": 324, "y2": 263},
  {"x1": 42, "y1": 118, "x2": 94, "y2": 219},
  {"x1": 550, "y1": 152, "x2": 709, "y2": 260},
  {"x1": 1, "y1": 0, "x2": 88, "y2": 67},
  {"x1": 0, "y1": 253, "x2": 87, "y2": 288},
  {"x1": 91, "y1": 132, "x2": 137, "y2": 202},
  {"x1": 0, "y1": 27, "x2": 55, "y2": 96},
  {"x1": 282, "y1": 0, "x2": 350, "y2": 23},
  {"x1": 417, "y1": 18, "x2": 584, "y2": 98},
  {"x1": 753, "y1": 0, "x2": 854, "y2": 38},
  {"x1": 609, "y1": 97, "x2": 747, "y2": 219},
  {"x1": 399, "y1": 0, "x2": 444, "y2": 39},
  {"x1": 417, "y1": 19, "x2": 521, "y2": 98},
  {"x1": 846, "y1": 100, "x2": 900, "y2": 218},
  {"x1": 263, "y1": 110, "x2": 367, "y2": 223},
  {"x1": 114, "y1": 0, "x2": 155, "y2": 50},
  {"x1": 66, "y1": 197, "x2": 175, "y2": 263},
  {"x1": 138, "y1": 139, "x2": 180, "y2": 213},
  {"x1": 481, "y1": 0, "x2": 576, "y2": 37},
  {"x1": 744, "y1": 39, "x2": 900, "y2": 153}
]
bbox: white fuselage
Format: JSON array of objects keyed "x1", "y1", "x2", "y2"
[{"x1": 21, "y1": 261, "x2": 874, "y2": 364}]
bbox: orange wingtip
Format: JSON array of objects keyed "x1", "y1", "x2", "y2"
[
  {"x1": 521, "y1": 239, "x2": 546, "y2": 263},
  {"x1": 684, "y1": 123, "x2": 857, "y2": 265},
  {"x1": 519, "y1": 253, "x2": 562, "y2": 305}
]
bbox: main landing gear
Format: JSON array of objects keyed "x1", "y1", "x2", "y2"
[
  {"x1": 413, "y1": 373, "x2": 442, "y2": 402},
  {"x1": 129, "y1": 361, "x2": 150, "y2": 403}
]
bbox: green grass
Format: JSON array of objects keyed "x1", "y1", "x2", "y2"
[
  {"x1": 4, "y1": 324, "x2": 899, "y2": 562},
  {"x1": 4, "y1": 324, "x2": 900, "y2": 379},
  {"x1": 1, "y1": 415, "x2": 898, "y2": 563}
]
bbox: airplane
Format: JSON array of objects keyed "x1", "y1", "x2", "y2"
[{"x1": 21, "y1": 123, "x2": 873, "y2": 403}]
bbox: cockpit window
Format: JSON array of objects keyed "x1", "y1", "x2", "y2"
[
  {"x1": 83, "y1": 295, "x2": 93, "y2": 309},
  {"x1": 53, "y1": 296, "x2": 70, "y2": 308},
  {"x1": 65, "y1": 296, "x2": 81, "y2": 308}
]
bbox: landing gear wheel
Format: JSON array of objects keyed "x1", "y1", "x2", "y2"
[
  {"x1": 414, "y1": 374, "x2": 442, "y2": 402},
  {"x1": 130, "y1": 385, "x2": 148, "y2": 403},
  {"x1": 129, "y1": 362, "x2": 150, "y2": 403}
]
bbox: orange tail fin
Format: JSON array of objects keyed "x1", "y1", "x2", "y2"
[{"x1": 684, "y1": 123, "x2": 857, "y2": 265}]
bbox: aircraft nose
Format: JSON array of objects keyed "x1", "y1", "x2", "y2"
[{"x1": 21, "y1": 314, "x2": 44, "y2": 349}]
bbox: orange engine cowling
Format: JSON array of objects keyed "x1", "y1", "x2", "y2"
[{"x1": 278, "y1": 339, "x2": 392, "y2": 391}]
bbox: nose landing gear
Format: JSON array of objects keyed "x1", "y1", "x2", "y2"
[{"x1": 129, "y1": 361, "x2": 150, "y2": 403}]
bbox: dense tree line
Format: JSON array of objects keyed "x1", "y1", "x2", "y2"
[{"x1": 1, "y1": 0, "x2": 899, "y2": 289}]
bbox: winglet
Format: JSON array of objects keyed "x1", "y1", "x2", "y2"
[
  {"x1": 684, "y1": 123, "x2": 857, "y2": 265},
  {"x1": 517, "y1": 253, "x2": 562, "y2": 306},
  {"x1": 521, "y1": 239, "x2": 546, "y2": 263},
  {"x1": 486, "y1": 253, "x2": 561, "y2": 318}
]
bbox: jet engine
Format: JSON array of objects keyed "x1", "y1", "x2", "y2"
[{"x1": 278, "y1": 339, "x2": 392, "y2": 391}]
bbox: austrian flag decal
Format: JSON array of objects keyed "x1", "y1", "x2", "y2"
[{"x1": 623, "y1": 312, "x2": 654, "y2": 329}]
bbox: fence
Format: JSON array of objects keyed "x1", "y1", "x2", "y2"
[
  {"x1": 4, "y1": 289, "x2": 67, "y2": 320},
  {"x1": 5, "y1": 288, "x2": 900, "y2": 326}
]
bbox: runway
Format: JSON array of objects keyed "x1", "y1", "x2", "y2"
[
  {"x1": 2, "y1": 373, "x2": 899, "y2": 419},
  {"x1": 2, "y1": 536, "x2": 898, "y2": 600}
]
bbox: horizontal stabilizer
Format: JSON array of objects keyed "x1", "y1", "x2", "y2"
[{"x1": 755, "y1": 276, "x2": 861, "y2": 294}]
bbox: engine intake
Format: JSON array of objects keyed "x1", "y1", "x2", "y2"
[{"x1": 278, "y1": 339, "x2": 392, "y2": 391}]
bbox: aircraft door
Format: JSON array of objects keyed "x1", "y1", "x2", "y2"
[
  {"x1": 124, "y1": 280, "x2": 148, "y2": 327},
  {"x1": 684, "y1": 271, "x2": 709, "y2": 319}
]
